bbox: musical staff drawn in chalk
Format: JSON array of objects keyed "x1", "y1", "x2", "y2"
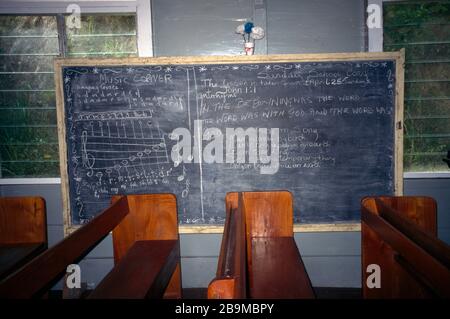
[{"x1": 76, "y1": 112, "x2": 169, "y2": 183}]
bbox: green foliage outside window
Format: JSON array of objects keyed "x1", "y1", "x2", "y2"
[
  {"x1": 384, "y1": 1, "x2": 450, "y2": 171},
  {"x1": 0, "y1": 15, "x2": 137, "y2": 177}
]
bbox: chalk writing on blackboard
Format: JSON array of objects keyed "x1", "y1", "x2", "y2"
[{"x1": 60, "y1": 57, "x2": 399, "y2": 225}]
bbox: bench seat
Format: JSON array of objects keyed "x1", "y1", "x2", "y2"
[
  {"x1": 89, "y1": 240, "x2": 179, "y2": 299},
  {"x1": 250, "y1": 237, "x2": 314, "y2": 299}
]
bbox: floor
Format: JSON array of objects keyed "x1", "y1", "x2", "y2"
[
  {"x1": 182, "y1": 287, "x2": 362, "y2": 299},
  {"x1": 48, "y1": 287, "x2": 362, "y2": 299}
]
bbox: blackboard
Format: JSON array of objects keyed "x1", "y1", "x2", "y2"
[{"x1": 55, "y1": 53, "x2": 404, "y2": 232}]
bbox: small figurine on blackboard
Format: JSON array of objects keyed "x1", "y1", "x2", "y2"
[{"x1": 236, "y1": 22, "x2": 265, "y2": 55}]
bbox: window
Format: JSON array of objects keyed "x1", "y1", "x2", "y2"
[
  {"x1": 65, "y1": 15, "x2": 137, "y2": 58},
  {"x1": 0, "y1": 14, "x2": 137, "y2": 178},
  {"x1": 0, "y1": 16, "x2": 59, "y2": 177},
  {"x1": 384, "y1": 1, "x2": 450, "y2": 172}
]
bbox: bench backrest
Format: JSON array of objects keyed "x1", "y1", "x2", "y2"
[
  {"x1": 362, "y1": 196, "x2": 450, "y2": 298},
  {"x1": 370, "y1": 196, "x2": 437, "y2": 234},
  {"x1": 0, "y1": 196, "x2": 47, "y2": 245},
  {"x1": 111, "y1": 194, "x2": 182, "y2": 299},
  {"x1": 226, "y1": 191, "x2": 293, "y2": 238},
  {"x1": 227, "y1": 190, "x2": 293, "y2": 267}
]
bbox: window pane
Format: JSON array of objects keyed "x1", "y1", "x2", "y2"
[
  {"x1": 65, "y1": 14, "x2": 137, "y2": 57},
  {"x1": 0, "y1": 14, "x2": 138, "y2": 178},
  {"x1": 0, "y1": 16, "x2": 59, "y2": 178},
  {"x1": 0, "y1": 91, "x2": 55, "y2": 107},
  {"x1": 384, "y1": 2, "x2": 450, "y2": 172}
]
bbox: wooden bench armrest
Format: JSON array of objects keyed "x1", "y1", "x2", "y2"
[
  {"x1": 215, "y1": 208, "x2": 235, "y2": 278},
  {"x1": 209, "y1": 194, "x2": 247, "y2": 299},
  {"x1": 207, "y1": 277, "x2": 236, "y2": 299},
  {"x1": 88, "y1": 240, "x2": 179, "y2": 299},
  {"x1": 250, "y1": 237, "x2": 315, "y2": 299}
]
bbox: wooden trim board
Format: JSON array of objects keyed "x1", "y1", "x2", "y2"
[
  {"x1": 54, "y1": 51, "x2": 404, "y2": 235},
  {"x1": 178, "y1": 223, "x2": 361, "y2": 234},
  {"x1": 65, "y1": 223, "x2": 361, "y2": 235},
  {"x1": 394, "y1": 50, "x2": 405, "y2": 195}
]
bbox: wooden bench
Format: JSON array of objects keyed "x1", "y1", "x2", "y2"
[
  {"x1": 208, "y1": 191, "x2": 315, "y2": 299},
  {"x1": 90, "y1": 194, "x2": 182, "y2": 299},
  {"x1": 0, "y1": 197, "x2": 47, "y2": 281},
  {"x1": 0, "y1": 194, "x2": 182, "y2": 299},
  {"x1": 362, "y1": 196, "x2": 450, "y2": 298}
]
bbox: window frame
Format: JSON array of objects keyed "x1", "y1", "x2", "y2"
[{"x1": 0, "y1": 0, "x2": 153, "y2": 184}]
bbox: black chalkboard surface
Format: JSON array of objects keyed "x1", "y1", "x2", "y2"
[{"x1": 55, "y1": 53, "x2": 404, "y2": 229}]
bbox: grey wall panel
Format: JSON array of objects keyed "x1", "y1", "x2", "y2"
[
  {"x1": 152, "y1": 0, "x2": 366, "y2": 57},
  {"x1": 180, "y1": 234, "x2": 223, "y2": 257},
  {"x1": 51, "y1": 258, "x2": 115, "y2": 290},
  {"x1": 47, "y1": 225, "x2": 64, "y2": 247},
  {"x1": 180, "y1": 257, "x2": 218, "y2": 288},
  {"x1": 78, "y1": 258, "x2": 114, "y2": 289},
  {"x1": 303, "y1": 256, "x2": 361, "y2": 288},
  {"x1": 266, "y1": 0, "x2": 365, "y2": 54},
  {"x1": 85, "y1": 234, "x2": 114, "y2": 259},
  {"x1": 439, "y1": 228, "x2": 450, "y2": 244},
  {"x1": 152, "y1": 0, "x2": 253, "y2": 56},
  {"x1": 295, "y1": 232, "x2": 360, "y2": 256}
]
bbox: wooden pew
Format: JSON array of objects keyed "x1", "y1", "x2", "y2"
[
  {"x1": 0, "y1": 194, "x2": 182, "y2": 299},
  {"x1": 90, "y1": 194, "x2": 182, "y2": 299},
  {"x1": 362, "y1": 196, "x2": 450, "y2": 298},
  {"x1": 208, "y1": 191, "x2": 315, "y2": 299},
  {"x1": 0, "y1": 197, "x2": 47, "y2": 281}
]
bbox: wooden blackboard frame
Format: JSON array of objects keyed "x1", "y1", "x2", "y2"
[{"x1": 55, "y1": 51, "x2": 405, "y2": 235}]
